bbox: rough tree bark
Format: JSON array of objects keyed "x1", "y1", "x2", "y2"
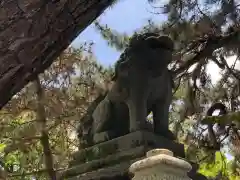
[{"x1": 0, "y1": 0, "x2": 114, "y2": 109}]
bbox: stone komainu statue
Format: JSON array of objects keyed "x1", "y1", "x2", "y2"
[{"x1": 77, "y1": 32, "x2": 175, "y2": 148}]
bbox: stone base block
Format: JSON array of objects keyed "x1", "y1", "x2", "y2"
[
  {"x1": 60, "y1": 131, "x2": 185, "y2": 180},
  {"x1": 71, "y1": 130, "x2": 185, "y2": 166}
]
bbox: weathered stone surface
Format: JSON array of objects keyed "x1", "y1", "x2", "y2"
[
  {"x1": 61, "y1": 131, "x2": 185, "y2": 180},
  {"x1": 93, "y1": 131, "x2": 114, "y2": 144},
  {"x1": 129, "y1": 149, "x2": 192, "y2": 180},
  {"x1": 66, "y1": 131, "x2": 184, "y2": 176},
  {"x1": 0, "y1": 0, "x2": 114, "y2": 109},
  {"x1": 64, "y1": 146, "x2": 145, "y2": 178},
  {"x1": 72, "y1": 131, "x2": 185, "y2": 165},
  {"x1": 67, "y1": 160, "x2": 135, "y2": 180}
]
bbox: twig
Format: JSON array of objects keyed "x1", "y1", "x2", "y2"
[{"x1": 220, "y1": 55, "x2": 240, "y2": 81}]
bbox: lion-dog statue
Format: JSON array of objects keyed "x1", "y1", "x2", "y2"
[{"x1": 77, "y1": 32, "x2": 175, "y2": 148}]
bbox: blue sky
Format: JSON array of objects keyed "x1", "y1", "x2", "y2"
[{"x1": 71, "y1": 0, "x2": 167, "y2": 67}]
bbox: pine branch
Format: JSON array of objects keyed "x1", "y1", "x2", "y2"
[
  {"x1": 201, "y1": 111, "x2": 240, "y2": 127},
  {"x1": 94, "y1": 21, "x2": 130, "y2": 51},
  {"x1": 173, "y1": 27, "x2": 240, "y2": 76}
]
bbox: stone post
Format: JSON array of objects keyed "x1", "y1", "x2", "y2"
[{"x1": 129, "y1": 149, "x2": 192, "y2": 180}]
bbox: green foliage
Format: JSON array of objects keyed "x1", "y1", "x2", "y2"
[
  {"x1": 199, "y1": 152, "x2": 227, "y2": 177},
  {"x1": 199, "y1": 152, "x2": 240, "y2": 180},
  {"x1": 0, "y1": 44, "x2": 113, "y2": 179}
]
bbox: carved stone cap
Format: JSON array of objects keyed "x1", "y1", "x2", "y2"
[{"x1": 129, "y1": 148, "x2": 192, "y2": 173}]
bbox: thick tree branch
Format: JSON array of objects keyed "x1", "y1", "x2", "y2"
[{"x1": 0, "y1": 0, "x2": 115, "y2": 110}]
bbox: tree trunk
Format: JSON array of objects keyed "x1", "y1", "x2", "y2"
[
  {"x1": 0, "y1": 0, "x2": 114, "y2": 109},
  {"x1": 35, "y1": 77, "x2": 57, "y2": 180}
]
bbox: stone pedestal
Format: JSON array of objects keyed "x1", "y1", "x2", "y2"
[
  {"x1": 60, "y1": 131, "x2": 185, "y2": 180},
  {"x1": 129, "y1": 149, "x2": 192, "y2": 180}
]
